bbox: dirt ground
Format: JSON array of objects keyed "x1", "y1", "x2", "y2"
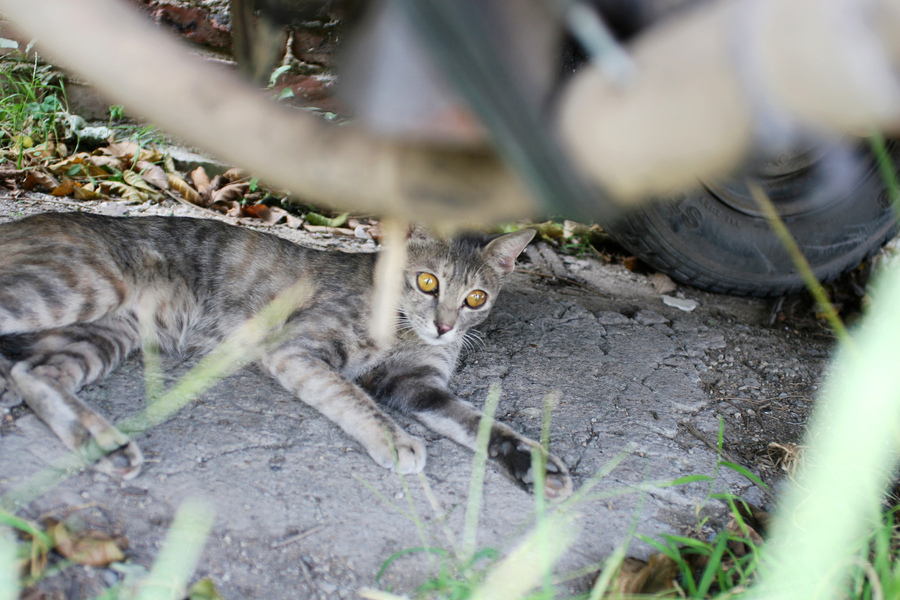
[{"x1": 0, "y1": 193, "x2": 833, "y2": 599}]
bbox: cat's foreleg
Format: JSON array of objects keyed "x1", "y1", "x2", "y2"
[
  {"x1": 416, "y1": 395, "x2": 572, "y2": 499},
  {"x1": 368, "y1": 374, "x2": 573, "y2": 499},
  {"x1": 262, "y1": 348, "x2": 427, "y2": 473}
]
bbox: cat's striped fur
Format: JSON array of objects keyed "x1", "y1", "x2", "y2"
[{"x1": 0, "y1": 212, "x2": 572, "y2": 498}]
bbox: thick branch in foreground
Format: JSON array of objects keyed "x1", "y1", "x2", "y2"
[{"x1": 0, "y1": 0, "x2": 538, "y2": 223}]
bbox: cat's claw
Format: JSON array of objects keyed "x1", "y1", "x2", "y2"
[
  {"x1": 491, "y1": 434, "x2": 573, "y2": 500},
  {"x1": 93, "y1": 440, "x2": 144, "y2": 480},
  {"x1": 542, "y1": 453, "x2": 574, "y2": 500}
]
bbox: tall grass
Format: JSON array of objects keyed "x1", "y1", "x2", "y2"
[{"x1": 0, "y1": 53, "x2": 65, "y2": 168}]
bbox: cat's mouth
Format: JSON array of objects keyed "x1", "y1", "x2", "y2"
[
  {"x1": 412, "y1": 322, "x2": 457, "y2": 346},
  {"x1": 418, "y1": 329, "x2": 457, "y2": 346}
]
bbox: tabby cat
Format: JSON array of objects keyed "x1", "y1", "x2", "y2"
[{"x1": 0, "y1": 212, "x2": 572, "y2": 498}]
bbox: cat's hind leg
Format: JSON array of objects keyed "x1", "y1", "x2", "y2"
[
  {"x1": 0, "y1": 354, "x2": 22, "y2": 408},
  {"x1": 8, "y1": 316, "x2": 143, "y2": 479}
]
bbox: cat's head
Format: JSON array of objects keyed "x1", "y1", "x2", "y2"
[{"x1": 400, "y1": 228, "x2": 535, "y2": 346}]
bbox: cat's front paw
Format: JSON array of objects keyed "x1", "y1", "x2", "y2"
[
  {"x1": 365, "y1": 427, "x2": 427, "y2": 474},
  {"x1": 490, "y1": 433, "x2": 573, "y2": 500}
]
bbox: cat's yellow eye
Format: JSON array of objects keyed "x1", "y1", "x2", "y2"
[
  {"x1": 466, "y1": 290, "x2": 487, "y2": 308},
  {"x1": 417, "y1": 272, "x2": 438, "y2": 293}
]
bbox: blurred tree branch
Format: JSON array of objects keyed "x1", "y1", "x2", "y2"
[{"x1": 0, "y1": 0, "x2": 538, "y2": 223}]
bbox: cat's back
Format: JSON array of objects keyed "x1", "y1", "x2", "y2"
[
  {"x1": 0, "y1": 211, "x2": 376, "y2": 303},
  {"x1": 0, "y1": 211, "x2": 330, "y2": 276}
]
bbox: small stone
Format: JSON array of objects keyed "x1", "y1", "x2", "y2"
[
  {"x1": 596, "y1": 311, "x2": 631, "y2": 325},
  {"x1": 634, "y1": 310, "x2": 668, "y2": 325},
  {"x1": 662, "y1": 296, "x2": 698, "y2": 312}
]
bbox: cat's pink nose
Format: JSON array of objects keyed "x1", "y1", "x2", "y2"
[{"x1": 436, "y1": 323, "x2": 453, "y2": 336}]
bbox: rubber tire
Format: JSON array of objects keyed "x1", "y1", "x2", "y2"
[{"x1": 599, "y1": 143, "x2": 899, "y2": 297}]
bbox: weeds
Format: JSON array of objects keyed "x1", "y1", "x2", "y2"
[{"x1": 0, "y1": 53, "x2": 66, "y2": 169}]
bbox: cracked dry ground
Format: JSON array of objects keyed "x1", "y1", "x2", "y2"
[{"x1": 0, "y1": 198, "x2": 829, "y2": 599}]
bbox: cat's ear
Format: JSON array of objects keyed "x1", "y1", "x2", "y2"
[
  {"x1": 483, "y1": 229, "x2": 536, "y2": 275},
  {"x1": 406, "y1": 223, "x2": 433, "y2": 243}
]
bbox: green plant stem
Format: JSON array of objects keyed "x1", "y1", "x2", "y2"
[
  {"x1": 0, "y1": 527, "x2": 18, "y2": 600},
  {"x1": 461, "y1": 384, "x2": 501, "y2": 564},
  {"x1": 748, "y1": 182, "x2": 851, "y2": 345},
  {"x1": 869, "y1": 132, "x2": 900, "y2": 219},
  {"x1": 748, "y1": 259, "x2": 900, "y2": 599},
  {"x1": 135, "y1": 498, "x2": 214, "y2": 600}
]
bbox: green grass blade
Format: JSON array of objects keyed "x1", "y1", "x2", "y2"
[
  {"x1": 0, "y1": 510, "x2": 52, "y2": 548},
  {"x1": 869, "y1": 132, "x2": 900, "y2": 218},
  {"x1": 0, "y1": 526, "x2": 18, "y2": 600},
  {"x1": 135, "y1": 498, "x2": 214, "y2": 600},
  {"x1": 461, "y1": 383, "x2": 501, "y2": 563},
  {"x1": 718, "y1": 461, "x2": 770, "y2": 490},
  {"x1": 747, "y1": 258, "x2": 900, "y2": 599},
  {"x1": 375, "y1": 547, "x2": 449, "y2": 583},
  {"x1": 749, "y1": 182, "x2": 851, "y2": 345},
  {"x1": 696, "y1": 533, "x2": 729, "y2": 597},
  {"x1": 469, "y1": 510, "x2": 579, "y2": 600}
]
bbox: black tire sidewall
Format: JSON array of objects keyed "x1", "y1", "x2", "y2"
[{"x1": 602, "y1": 150, "x2": 898, "y2": 296}]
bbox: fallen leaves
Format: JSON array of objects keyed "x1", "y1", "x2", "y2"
[
  {"x1": 47, "y1": 519, "x2": 127, "y2": 567},
  {"x1": 599, "y1": 502, "x2": 769, "y2": 598},
  {"x1": 3, "y1": 117, "x2": 383, "y2": 239}
]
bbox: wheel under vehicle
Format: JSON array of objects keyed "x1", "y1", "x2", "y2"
[{"x1": 598, "y1": 141, "x2": 899, "y2": 296}]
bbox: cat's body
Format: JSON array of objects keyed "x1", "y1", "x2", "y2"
[{"x1": 0, "y1": 212, "x2": 571, "y2": 498}]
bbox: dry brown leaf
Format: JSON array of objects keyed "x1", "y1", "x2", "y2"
[
  {"x1": 167, "y1": 173, "x2": 203, "y2": 205},
  {"x1": 769, "y1": 442, "x2": 803, "y2": 477},
  {"x1": 22, "y1": 170, "x2": 59, "y2": 191},
  {"x1": 207, "y1": 174, "x2": 229, "y2": 194},
  {"x1": 260, "y1": 206, "x2": 297, "y2": 227},
  {"x1": 87, "y1": 154, "x2": 124, "y2": 171},
  {"x1": 104, "y1": 180, "x2": 146, "y2": 203},
  {"x1": 191, "y1": 166, "x2": 211, "y2": 200},
  {"x1": 102, "y1": 139, "x2": 140, "y2": 159},
  {"x1": 727, "y1": 518, "x2": 764, "y2": 558},
  {"x1": 51, "y1": 179, "x2": 76, "y2": 197},
  {"x1": 136, "y1": 160, "x2": 169, "y2": 190},
  {"x1": 123, "y1": 169, "x2": 156, "y2": 193},
  {"x1": 302, "y1": 223, "x2": 357, "y2": 236},
  {"x1": 209, "y1": 199, "x2": 241, "y2": 215},
  {"x1": 223, "y1": 167, "x2": 249, "y2": 182},
  {"x1": 48, "y1": 153, "x2": 110, "y2": 178},
  {"x1": 623, "y1": 256, "x2": 644, "y2": 272},
  {"x1": 610, "y1": 555, "x2": 680, "y2": 596},
  {"x1": 48, "y1": 520, "x2": 127, "y2": 567},
  {"x1": 73, "y1": 181, "x2": 104, "y2": 201},
  {"x1": 211, "y1": 182, "x2": 249, "y2": 205},
  {"x1": 138, "y1": 146, "x2": 163, "y2": 164},
  {"x1": 241, "y1": 203, "x2": 271, "y2": 222},
  {"x1": 650, "y1": 272, "x2": 678, "y2": 294}
]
